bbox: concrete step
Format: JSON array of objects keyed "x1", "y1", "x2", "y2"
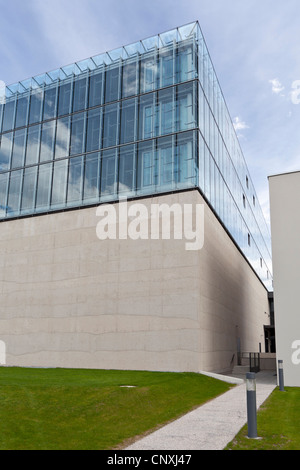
[{"x1": 231, "y1": 365, "x2": 249, "y2": 377}]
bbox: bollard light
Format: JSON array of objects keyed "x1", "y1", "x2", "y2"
[
  {"x1": 246, "y1": 372, "x2": 258, "y2": 439},
  {"x1": 278, "y1": 360, "x2": 285, "y2": 392}
]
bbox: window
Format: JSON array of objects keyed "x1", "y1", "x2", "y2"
[
  {"x1": 0, "y1": 132, "x2": 13, "y2": 171},
  {"x1": 7, "y1": 169, "x2": 23, "y2": 216},
  {"x1": 89, "y1": 71, "x2": 103, "y2": 108},
  {"x1": 118, "y1": 144, "x2": 136, "y2": 195},
  {"x1": 70, "y1": 112, "x2": 86, "y2": 156},
  {"x1": 2, "y1": 99, "x2": 15, "y2": 132},
  {"x1": 36, "y1": 162, "x2": 52, "y2": 211},
  {"x1": 21, "y1": 166, "x2": 37, "y2": 214},
  {"x1": 139, "y1": 94, "x2": 155, "y2": 140},
  {"x1": 67, "y1": 156, "x2": 83, "y2": 206},
  {"x1": 137, "y1": 140, "x2": 155, "y2": 191},
  {"x1": 51, "y1": 159, "x2": 68, "y2": 208},
  {"x1": 101, "y1": 148, "x2": 117, "y2": 198},
  {"x1": 15, "y1": 95, "x2": 29, "y2": 128},
  {"x1": 140, "y1": 56, "x2": 156, "y2": 93},
  {"x1": 102, "y1": 103, "x2": 118, "y2": 149},
  {"x1": 0, "y1": 172, "x2": 8, "y2": 216},
  {"x1": 159, "y1": 49, "x2": 174, "y2": 87},
  {"x1": 11, "y1": 129, "x2": 26, "y2": 169},
  {"x1": 43, "y1": 86, "x2": 57, "y2": 120},
  {"x1": 83, "y1": 152, "x2": 100, "y2": 202},
  {"x1": 58, "y1": 82, "x2": 72, "y2": 116},
  {"x1": 86, "y1": 108, "x2": 102, "y2": 152},
  {"x1": 73, "y1": 76, "x2": 88, "y2": 112},
  {"x1": 105, "y1": 66, "x2": 120, "y2": 103},
  {"x1": 156, "y1": 136, "x2": 175, "y2": 189},
  {"x1": 177, "y1": 82, "x2": 195, "y2": 131},
  {"x1": 120, "y1": 98, "x2": 136, "y2": 144},
  {"x1": 122, "y1": 60, "x2": 138, "y2": 98},
  {"x1": 25, "y1": 125, "x2": 41, "y2": 165},
  {"x1": 29, "y1": 91, "x2": 43, "y2": 124},
  {"x1": 40, "y1": 121, "x2": 56, "y2": 162},
  {"x1": 55, "y1": 117, "x2": 70, "y2": 159},
  {"x1": 158, "y1": 88, "x2": 175, "y2": 136}
]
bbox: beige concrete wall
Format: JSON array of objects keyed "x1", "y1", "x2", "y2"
[
  {"x1": 269, "y1": 171, "x2": 300, "y2": 386},
  {"x1": 0, "y1": 190, "x2": 270, "y2": 373}
]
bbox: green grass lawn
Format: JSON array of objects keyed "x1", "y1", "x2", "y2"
[
  {"x1": 0, "y1": 367, "x2": 232, "y2": 450},
  {"x1": 225, "y1": 387, "x2": 300, "y2": 450}
]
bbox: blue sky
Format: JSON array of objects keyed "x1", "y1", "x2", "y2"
[{"x1": 0, "y1": 0, "x2": 299, "y2": 226}]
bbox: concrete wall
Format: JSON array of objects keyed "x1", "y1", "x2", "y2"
[
  {"x1": 269, "y1": 171, "x2": 300, "y2": 387},
  {"x1": 0, "y1": 190, "x2": 270, "y2": 373}
]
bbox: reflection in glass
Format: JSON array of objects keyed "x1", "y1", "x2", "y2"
[
  {"x1": 40, "y1": 121, "x2": 56, "y2": 162},
  {"x1": 51, "y1": 159, "x2": 68, "y2": 208},
  {"x1": 156, "y1": 136, "x2": 175, "y2": 190},
  {"x1": 101, "y1": 148, "x2": 117, "y2": 199},
  {"x1": 73, "y1": 76, "x2": 88, "y2": 112},
  {"x1": 158, "y1": 88, "x2": 175, "y2": 136},
  {"x1": 67, "y1": 156, "x2": 83, "y2": 205},
  {"x1": 58, "y1": 82, "x2": 72, "y2": 116},
  {"x1": 55, "y1": 117, "x2": 70, "y2": 159},
  {"x1": 7, "y1": 169, "x2": 23, "y2": 216},
  {"x1": 89, "y1": 71, "x2": 103, "y2": 108},
  {"x1": 21, "y1": 166, "x2": 37, "y2": 214},
  {"x1": 139, "y1": 93, "x2": 155, "y2": 140},
  {"x1": 11, "y1": 129, "x2": 26, "y2": 169},
  {"x1": 137, "y1": 140, "x2": 155, "y2": 192},
  {"x1": 140, "y1": 56, "x2": 157, "y2": 93},
  {"x1": 0, "y1": 132, "x2": 13, "y2": 171},
  {"x1": 120, "y1": 99, "x2": 136, "y2": 144},
  {"x1": 118, "y1": 144, "x2": 136, "y2": 196},
  {"x1": 29, "y1": 91, "x2": 43, "y2": 124},
  {"x1": 2, "y1": 100, "x2": 15, "y2": 132},
  {"x1": 0, "y1": 172, "x2": 8, "y2": 216},
  {"x1": 15, "y1": 95, "x2": 29, "y2": 128},
  {"x1": 43, "y1": 86, "x2": 57, "y2": 120},
  {"x1": 105, "y1": 66, "x2": 120, "y2": 103},
  {"x1": 83, "y1": 152, "x2": 100, "y2": 202},
  {"x1": 25, "y1": 125, "x2": 41, "y2": 165},
  {"x1": 86, "y1": 108, "x2": 102, "y2": 152},
  {"x1": 103, "y1": 103, "x2": 118, "y2": 148},
  {"x1": 122, "y1": 60, "x2": 138, "y2": 98},
  {"x1": 70, "y1": 112, "x2": 86, "y2": 156},
  {"x1": 36, "y1": 163, "x2": 52, "y2": 211}
]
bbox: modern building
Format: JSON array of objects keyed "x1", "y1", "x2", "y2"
[
  {"x1": 0, "y1": 21, "x2": 273, "y2": 373},
  {"x1": 269, "y1": 171, "x2": 300, "y2": 387}
]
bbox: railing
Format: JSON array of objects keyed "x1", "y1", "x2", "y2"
[{"x1": 249, "y1": 353, "x2": 260, "y2": 373}]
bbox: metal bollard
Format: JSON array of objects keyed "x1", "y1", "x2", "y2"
[
  {"x1": 246, "y1": 372, "x2": 258, "y2": 439},
  {"x1": 278, "y1": 360, "x2": 285, "y2": 391}
]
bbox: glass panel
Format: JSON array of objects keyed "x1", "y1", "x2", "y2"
[
  {"x1": 102, "y1": 103, "x2": 118, "y2": 148},
  {"x1": 29, "y1": 91, "x2": 43, "y2": 124},
  {"x1": 88, "y1": 71, "x2": 103, "y2": 108},
  {"x1": 122, "y1": 60, "x2": 138, "y2": 98},
  {"x1": 15, "y1": 95, "x2": 29, "y2": 128},
  {"x1": 55, "y1": 117, "x2": 70, "y2": 159},
  {"x1": 83, "y1": 152, "x2": 100, "y2": 202},
  {"x1": 25, "y1": 124, "x2": 41, "y2": 165},
  {"x1": 177, "y1": 131, "x2": 197, "y2": 187},
  {"x1": 43, "y1": 86, "x2": 57, "y2": 120},
  {"x1": 86, "y1": 108, "x2": 102, "y2": 152},
  {"x1": 7, "y1": 169, "x2": 23, "y2": 216},
  {"x1": 156, "y1": 135, "x2": 175, "y2": 190},
  {"x1": 73, "y1": 76, "x2": 88, "y2": 112},
  {"x1": 36, "y1": 162, "x2": 52, "y2": 211},
  {"x1": 0, "y1": 132, "x2": 13, "y2": 171},
  {"x1": 157, "y1": 88, "x2": 175, "y2": 136},
  {"x1": 118, "y1": 144, "x2": 136, "y2": 196},
  {"x1": 70, "y1": 112, "x2": 86, "y2": 155},
  {"x1": 101, "y1": 148, "x2": 117, "y2": 199},
  {"x1": 177, "y1": 42, "x2": 195, "y2": 83},
  {"x1": 2, "y1": 99, "x2": 16, "y2": 132},
  {"x1": 104, "y1": 66, "x2": 120, "y2": 103},
  {"x1": 67, "y1": 156, "x2": 83, "y2": 206},
  {"x1": 11, "y1": 129, "x2": 26, "y2": 169},
  {"x1": 120, "y1": 98, "x2": 136, "y2": 144},
  {"x1": 21, "y1": 166, "x2": 37, "y2": 214},
  {"x1": 40, "y1": 121, "x2": 56, "y2": 162},
  {"x1": 0, "y1": 172, "x2": 8, "y2": 217},
  {"x1": 139, "y1": 93, "x2": 155, "y2": 140},
  {"x1": 51, "y1": 159, "x2": 68, "y2": 208},
  {"x1": 58, "y1": 82, "x2": 72, "y2": 116},
  {"x1": 177, "y1": 82, "x2": 196, "y2": 131},
  {"x1": 159, "y1": 47, "x2": 174, "y2": 87},
  {"x1": 140, "y1": 54, "x2": 157, "y2": 93},
  {"x1": 137, "y1": 140, "x2": 155, "y2": 193}
]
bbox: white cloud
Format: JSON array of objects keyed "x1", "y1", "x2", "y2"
[
  {"x1": 233, "y1": 116, "x2": 249, "y2": 132},
  {"x1": 269, "y1": 78, "x2": 285, "y2": 94}
]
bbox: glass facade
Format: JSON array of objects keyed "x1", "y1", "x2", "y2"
[{"x1": 0, "y1": 21, "x2": 272, "y2": 290}]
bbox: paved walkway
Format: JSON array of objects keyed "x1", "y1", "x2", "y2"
[{"x1": 126, "y1": 370, "x2": 277, "y2": 451}]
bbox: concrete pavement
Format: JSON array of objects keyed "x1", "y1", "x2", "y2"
[{"x1": 125, "y1": 370, "x2": 277, "y2": 451}]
